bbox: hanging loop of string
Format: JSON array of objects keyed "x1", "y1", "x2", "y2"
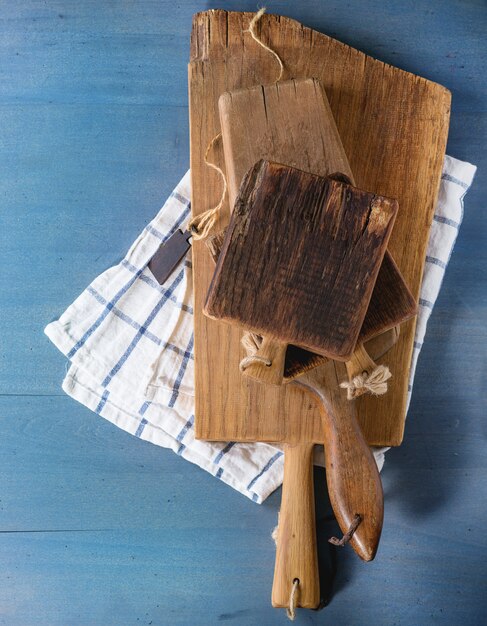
[
  {"x1": 188, "y1": 133, "x2": 227, "y2": 240},
  {"x1": 286, "y1": 578, "x2": 299, "y2": 621},
  {"x1": 329, "y1": 514, "x2": 362, "y2": 547},
  {"x1": 189, "y1": 8, "x2": 284, "y2": 242},
  {"x1": 239, "y1": 332, "x2": 272, "y2": 371}
]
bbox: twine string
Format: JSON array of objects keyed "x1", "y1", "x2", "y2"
[
  {"x1": 239, "y1": 354, "x2": 271, "y2": 372},
  {"x1": 286, "y1": 579, "x2": 300, "y2": 621},
  {"x1": 329, "y1": 514, "x2": 362, "y2": 547},
  {"x1": 244, "y1": 8, "x2": 284, "y2": 83},
  {"x1": 340, "y1": 364, "x2": 391, "y2": 400},
  {"x1": 189, "y1": 8, "x2": 284, "y2": 241},
  {"x1": 271, "y1": 524, "x2": 279, "y2": 545},
  {"x1": 239, "y1": 332, "x2": 272, "y2": 371},
  {"x1": 188, "y1": 133, "x2": 227, "y2": 240}
]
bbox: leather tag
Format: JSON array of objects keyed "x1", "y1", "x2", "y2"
[{"x1": 148, "y1": 229, "x2": 192, "y2": 285}]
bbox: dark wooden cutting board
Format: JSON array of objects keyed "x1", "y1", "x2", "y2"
[{"x1": 205, "y1": 161, "x2": 398, "y2": 361}]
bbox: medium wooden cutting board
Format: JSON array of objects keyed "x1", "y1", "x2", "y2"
[
  {"x1": 216, "y1": 79, "x2": 417, "y2": 387},
  {"x1": 189, "y1": 9, "x2": 450, "y2": 447}
]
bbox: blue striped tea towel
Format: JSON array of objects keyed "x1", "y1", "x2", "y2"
[{"x1": 45, "y1": 156, "x2": 476, "y2": 504}]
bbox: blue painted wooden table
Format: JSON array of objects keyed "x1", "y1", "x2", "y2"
[{"x1": 1, "y1": 2, "x2": 485, "y2": 624}]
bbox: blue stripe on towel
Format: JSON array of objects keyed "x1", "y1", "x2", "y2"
[
  {"x1": 67, "y1": 269, "x2": 144, "y2": 358},
  {"x1": 441, "y1": 173, "x2": 469, "y2": 190},
  {"x1": 176, "y1": 415, "x2": 195, "y2": 442},
  {"x1": 134, "y1": 402, "x2": 151, "y2": 436},
  {"x1": 247, "y1": 451, "x2": 283, "y2": 490},
  {"x1": 121, "y1": 259, "x2": 193, "y2": 313},
  {"x1": 171, "y1": 191, "x2": 190, "y2": 206},
  {"x1": 419, "y1": 298, "x2": 434, "y2": 309},
  {"x1": 168, "y1": 333, "x2": 194, "y2": 408},
  {"x1": 101, "y1": 269, "x2": 185, "y2": 387},
  {"x1": 433, "y1": 214, "x2": 460, "y2": 229},
  {"x1": 144, "y1": 204, "x2": 191, "y2": 242},
  {"x1": 426, "y1": 255, "x2": 447, "y2": 269},
  {"x1": 67, "y1": 203, "x2": 191, "y2": 359},
  {"x1": 135, "y1": 418, "x2": 148, "y2": 438},
  {"x1": 95, "y1": 390, "x2": 110, "y2": 414},
  {"x1": 213, "y1": 442, "x2": 236, "y2": 464}
]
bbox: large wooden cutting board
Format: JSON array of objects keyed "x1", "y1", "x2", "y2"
[{"x1": 190, "y1": 10, "x2": 450, "y2": 447}]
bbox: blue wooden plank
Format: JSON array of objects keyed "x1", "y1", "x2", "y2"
[
  {"x1": 0, "y1": 102, "x2": 189, "y2": 394},
  {"x1": 0, "y1": 0, "x2": 485, "y2": 624},
  {"x1": 0, "y1": 397, "x2": 485, "y2": 625}
]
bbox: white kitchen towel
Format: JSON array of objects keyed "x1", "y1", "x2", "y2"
[{"x1": 45, "y1": 155, "x2": 476, "y2": 504}]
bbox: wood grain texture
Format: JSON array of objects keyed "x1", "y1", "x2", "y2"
[
  {"x1": 205, "y1": 224, "x2": 416, "y2": 384},
  {"x1": 218, "y1": 80, "x2": 416, "y2": 349},
  {"x1": 190, "y1": 9, "x2": 450, "y2": 446},
  {"x1": 205, "y1": 160, "x2": 398, "y2": 360},
  {"x1": 346, "y1": 342, "x2": 382, "y2": 385},
  {"x1": 216, "y1": 80, "x2": 416, "y2": 386},
  {"x1": 284, "y1": 326, "x2": 400, "y2": 381},
  {"x1": 204, "y1": 159, "x2": 396, "y2": 566},
  {"x1": 217, "y1": 78, "x2": 354, "y2": 385},
  {"x1": 296, "y1": 361, "x2": 384, "y2": 561},
  {"x1": 219, "y1": 78, "x2": 350, "y2": 204},
  {"x1": 205, "y1": 204, "x2": 396, "y2": 562},
  {"x1": 272, "y1": 443, "x2": 319, "y2": 608}
]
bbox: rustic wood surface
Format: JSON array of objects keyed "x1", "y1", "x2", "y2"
[
  {"x1": 191, "y1": 9, "x2": 451, "y2": 447},
  {"x1": 296, "y1": 360, "x2": 384, "y2": 562},
  {"x1": 205, "y1": 177, "x2": 398, "y2": 571},
  {"x1": 205, "y1": 160, "x2": 398, "y2": 360},
  {"x1": 219, "y1": 78, "x2": 350, "y2": 205},
  {"x1": 217, "y1": 77, "x2": 354, "y2": 386},
  {"x1": 358, "y1": 252, "x2": 417, "y2": 344},
  {"x1": 205, "y1": 219, "x2": 396, "y2": 569},
  {"x1": 205, "y1": 158, "x2": 396, "y2": 583},
  {"x1": 271, "y1": 443, "x2": 320, "y2": 608},
  {"x1": 215, "y1": 79, "x2": 416, "y2": 387},
  {"x1": 284, "y1": 326, "x2": 400, "y2": 382},
  {"x1": 3, "y1": 1, "x2": 484, "y2": 624},
  {"x1": 273, "y1": 325, "x2": 399, "y2": 602},
  {"x1": 205, "y1": 227, "x2": 416, "y2": 384}
]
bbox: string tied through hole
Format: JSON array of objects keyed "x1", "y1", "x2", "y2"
[
  {"x1": 189, "y1": 9, "x2": 285, "y2": 241},
  {"x1": 340, "y1": 365, "x2": 391, "y2": 399},
  {"x1": 286, "y1": 578, "x2": 300, "y2": 621},
  {"x1": 239, "y1": 332, "x2": 272, "y2": 371},
  {"x1": 329, "y1": 513, "x2": 362, "y2": 547},
  {"x1": 187, "y1": 133, "x2": 227, "y2": 240}
]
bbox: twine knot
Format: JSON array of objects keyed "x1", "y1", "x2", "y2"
[
  {"x1": 239, "y1": 332, "x2": 271, "y2": 371},
  {"x1": 340, "y1": 365, "x2": 391, "y2": 400}
]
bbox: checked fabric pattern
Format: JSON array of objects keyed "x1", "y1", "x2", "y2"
[{"x1": 45, "y1": 156, "x2": 476, "y2": 503}]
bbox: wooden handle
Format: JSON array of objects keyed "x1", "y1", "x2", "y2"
[
  {"x1": 242, "y1": 336, "x2": 287, "y2": 385},
  {"x1": 346, "y1": 342, "x2": 378, "y2": 380},
  {"x1": 345, "y1": 342, "x2": 391, "y2": 398},
  {"x1": 297, "y1": 362, "x2": 384, "y2": 561},
  {"x1": 272, "y1": 443, "x2": 320, "y2": 608}
]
